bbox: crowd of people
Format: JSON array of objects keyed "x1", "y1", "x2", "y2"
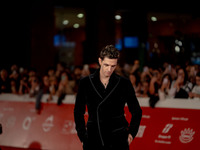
[{"x1": 0, "y1": 60, "x2": 200, "y2": 111}]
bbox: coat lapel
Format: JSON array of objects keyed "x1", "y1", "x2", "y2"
[{"x1": 89, "y1": 70, "x2": 120, "y2": 101}]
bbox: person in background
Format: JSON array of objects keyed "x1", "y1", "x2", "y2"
[
  {"x1": 46, "y1": 67, "x2": 58, "y2": 101},
  {"x1": 140, "y1": 65, "x2": 153, "y2": 83},
  {"x1": 29, "y1": 75, "x2": 40, "y2": 98},
  {"x1": 56, "y1": 70, "x2": 75, "y2": 105},
  {"x1": 55, "y1": 62, "x2": 65, "y2": 79},
  {"x1": 162, "y1": 63, "x2": 177, "y2": 81},
  {"x1": 189, "y1": 71, "x2": 200, "y2": 99},
  {"x1": 47, "y1": 66, "x2": 56, "y2": 82},
  {"x1": 187, "y1": 64, "x2": 198, "y2": 86},
  {"x1": 139, "y1": 75, "x2": 150, "y2": 98},
  {"x1": 48, "y1": 75, "x2": 58, "y2": 101},
  {"x1": 148, "y1": 67, "x2": 162, "y2": 108},
  {"x1": 18, "y1": 74, "x2": 30, "y2": 95},
  {"x1": 9, "y1": 64, "x2": 20, "y2": 91},
  {"x1": 72, "y1": 65, "x2": 83, "y2": 94},
  {"x1": 81, "y1": 64, "x2": 90, "y2": 78},
  {"x1": 130, "y1": 59, "x2": 140, "y2": 75},
  {"x1": 168, "y1": 67, "x2": 193, "y2": 99},
  {"x1": 10, "y1": 78, "x2": 18, "y2": 94},
  {"x1": 74, "y1": 44, "x2": 142, "y2": 150},
  {"x1": 129, "y1": 72, "x2": 141, "y2": 97},
  {"x1": 35, "y1": 74, "x2": 50, "y2": 113},
  {"x1": 158, "y1": 73, "x2": 172, "y2": 101},
  {"x1": 0, "y1": 69, "x2": 11, "y2": 93}
]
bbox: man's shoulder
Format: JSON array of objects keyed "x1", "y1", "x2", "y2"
[
  {"x1": 115, "y1": 73, "x2": 129, "y2": 80},
  {"x1": 80, "y1": 75, "x2": 90, "y2": 82},
  {"x1": 113, "y1": 73, "x2": 130, "y2": 83}
]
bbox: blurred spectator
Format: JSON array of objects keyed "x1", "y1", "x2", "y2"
[
  {"x1": 140, "y1": 65, "x2": 153, "y2": 81},
  {"x1": 47, "y1": 66, "x2": 56, "y2": 82},
  {"x1": 122, "y1": 63, "x2": 132, "y2": 78},
  {"x1": 28, "y1": 68, "x2": 37, "y2": 84},
  {"x1": 162, "y1": 63, "x2": 177, "y2": 81},
  {"x1": 158, "y1": 73, "x2": 172, "y2": 101},
  {"x1": 138, "y1": 74, "x2": 151, "y2": 97},
  {"x1": 0, "y1": 69, "x2": 11, "y2": 93},
  {"x1": 168, "y1": 67, "x2": 193, "y2": 99},
  {"x1": 9, "y1": 64, "x2": 19, "y2": 77},
  {"x1": 45, "y1": 66, "x2": 58, "y2": 100},
  {"x1": 115, "y1": 64, "x2": 125, "y2": 77},
  {"x1": 56, "y1": 70, "x2": 75, "y2": 105},
  {"x1": 18, "y1": 66, "x2": 29, "y2": 81},
  {"x1": 9, "y1": 65, "x2": 20, "y2": 94},
  {"x1": 10, "y1": 78, "x2": 18, "y2": 94},
  {"x1": 130, "y1": 59, "x2": 140, "y2": 74},
  {"x1": 55, "y1": 62, "x2": 65, "y2": 79},
  {"x1": 187, "y1": 65, "x2": 197, "y2": 85},
  {"x1": 72, "y1": 65, "x2": 83, "y2": 93},
  {"x1": 18, "y1": 74, "x2": 30, "y2": 95},
  {"x1": 35, "y1": 75, "x2": 51, "y2": 112},
  {"x1": 129, "y1": 72, "x2": 141, "y2": 96},
  {"x1": 29, "y1": 75, "x2": 41, "y2": 97},
  {"x1": 9, "y1": 65, "x2": 19, "y2": 80},
  {"x1": 48, "y1": 75, "x2": 58, "y2": 101},
  {"x1": 148, "y1": 67, "x2": 162, "y2": 108},
  {"x1": 81, "y1": 64, "x2": 90, "y2": 78},
  {"x1": 189, "y1": 71, "x2": 200, "y2": 99}
]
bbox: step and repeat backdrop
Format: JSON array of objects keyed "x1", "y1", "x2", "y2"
[{"x1": 0, "y1": 94, "x2": 199, "y2": 150}]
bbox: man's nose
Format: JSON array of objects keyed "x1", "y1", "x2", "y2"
[{"x1": 108, "y1": 66, "x2": 112, "y2": 71}]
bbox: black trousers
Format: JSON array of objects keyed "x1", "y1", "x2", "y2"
[
  {"x1": 83, "y1": 144, "x2": 129, "y2": 150},
  {"x1": 82, "y1": 130, "x2": 129, "y2": 150}
]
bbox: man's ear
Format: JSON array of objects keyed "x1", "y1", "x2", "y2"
[{"x1": 98, "y1": 58, "x2": 102, "y2": 65}]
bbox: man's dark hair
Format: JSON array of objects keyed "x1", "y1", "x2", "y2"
[{"x1": 99, "y1": 45, "x2": 120, "y2": 60}]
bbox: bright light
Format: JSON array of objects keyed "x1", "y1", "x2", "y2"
[
  {"x1": 77, "y1": 13, "x2": 84, "y2": 18},
  {"x1": 63, "y1": 20, "x2": 69, "y2": 25},
  {"x1": 175, "y1": 45, "x2": 180, "y2": 52},
  {"x1": 175, "y1": 39, "x2": 182, "y2": 46},
  {"x1": 175, "y1": 39, "x2": 179, "y2": 44},
  {"x1": 178, "y1": 41, "x2": 182, "y2": 46},
  {"x1": 73, "y1": 23, "x2": 79, "y2": 28},
  {"x1": 154, "y1": 42, "x2": 158, "y2": 48},
  {"x1": 151, "y1": 16, "x2": 157, "y2": 22},
  {"x1": 115, "y1": 15, "x2": 121, "y2": 20}
]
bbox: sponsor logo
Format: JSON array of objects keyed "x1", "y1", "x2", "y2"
[
  {"x1": 136, "y1": 125, "x2": 146, "y2": 138},
  {"x1": 61, "y1": 120, "x2": 76, "y2": 134},
  {"x1": 42, "y1": 115, "x2": 54, "y2": 132},
  {"x1": 179, "y1": 128, "x2": 195, "y2": 143}
]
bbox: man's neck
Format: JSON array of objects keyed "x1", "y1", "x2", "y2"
[{"x1": 99, "y1": 72, "x2": 110, "y2": 87}]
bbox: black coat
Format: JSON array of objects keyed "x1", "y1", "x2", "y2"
[{"x1": 74, "y1": 69, "x2": 142, "y2": 149}]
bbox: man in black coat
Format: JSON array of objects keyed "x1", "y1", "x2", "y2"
[{"x1": 74, "y1": 45, "x2": 142, "y2": 150}]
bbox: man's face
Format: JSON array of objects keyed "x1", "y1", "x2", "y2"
[
  {"x1": 196, "y1": 76, "x2": 200, "y2": 86},
  {"x1": 99, "y1": 57, "x2": 117, "y2": 78}
]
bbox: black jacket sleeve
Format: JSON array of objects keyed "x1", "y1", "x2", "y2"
[
  {"x1": 73, "y1": 78, "x2": 88, "y2": 143},
  {"x1": 125, "y1": 79, "x2": 142, "y2": 139}
]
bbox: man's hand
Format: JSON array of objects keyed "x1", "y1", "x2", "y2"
[{"x1": 128, "y1": 134, "x2": 133, "y2": 145}]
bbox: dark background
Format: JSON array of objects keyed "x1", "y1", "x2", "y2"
[{"x1": 1, "y1": 0, "x2": 200, "y2": 75}]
